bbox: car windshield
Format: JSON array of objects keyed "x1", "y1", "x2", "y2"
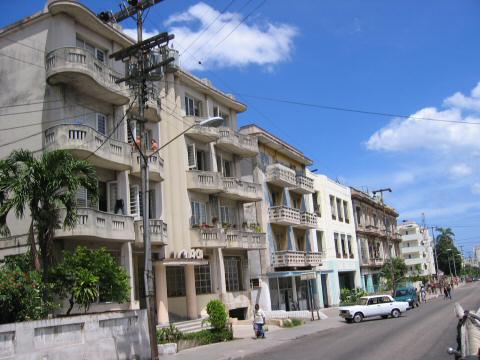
[
  {"x1": 395, "y1": 290, "x2": 407, "y2": 297},
  {"x1": 357, "y1": 298, "x2": 369, "y2": 305}
]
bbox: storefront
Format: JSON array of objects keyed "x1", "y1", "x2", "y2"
[{"x1": 268, "y1": 271, "x2": 319, "y2": 311}]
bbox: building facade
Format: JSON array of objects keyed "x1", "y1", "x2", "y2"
[
  {"x1": 240, "y1": 125, "x2": 322, "y2": 312},
  {"x1": 398, "y1": 222, "x2": 436, "y2": 277},
  {"x1": 308, "y1": 173, "x2": 361, "y2": 307},
  {"x1": 351, "y1": 188, "x2": 400, "y2": 293}
]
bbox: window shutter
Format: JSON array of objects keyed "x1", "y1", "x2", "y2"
[
  {"x1": 97, "y1": 114, "x2": 107, "y2": 135},
  {"x1": 200, "y1": 203, "x2": 207, "y2": 224},
  {"x1": 76, "y1": 186, "x2": 87, "y2": 207},
  {"x1": 127, "y1": 121, "x2": 135, "y2": 144},
  {"x1": 130, "y1": 185, "x2": 139, "y2": 216},
  {"x1": 187, "y1": 143, "x2": 196, "y2": 169},
  {"x1": 107, "y1": 182, "x2": 118, "y2": 213}
]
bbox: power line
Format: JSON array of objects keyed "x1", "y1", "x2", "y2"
[{"x1": 0, "y1": 99, "x2": 62, "y2": 110}]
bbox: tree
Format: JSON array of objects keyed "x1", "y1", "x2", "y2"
[
  {"x1": 435, "y1": 227, "x2": 461, "y2": 276},
  {"x1": 0, "y1": 150, "x2": 98, "y2": 291},
  {"x1": 380, "y1": 257, "x2": 408, "y2": 293},
  {"x1": 50, "y1": 246, "x2": 130, "y2": 315},
  {"x1": 0, "y1": 253, "x2": 56, "y2": 324}
]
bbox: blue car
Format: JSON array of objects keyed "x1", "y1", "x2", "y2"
[{"x1": 394, "y1": 286, "x2": 420, "y2": 309}]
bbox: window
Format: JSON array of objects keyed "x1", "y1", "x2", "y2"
[
  {"x1": 185, "y1": 95, "x2": 202, "y2": 117},
  {"x1": 222, "y1": 160, "x2": 233, "y2": 177},
  {"x1": 381, "y1": 296, "x2": 392, "y2": 303},
  {"x1": 220, "y1": 206, "x2": 236, "y2": 225},
  {"x1": 213, "y1": 106, "x2": 219, "y2": 117},
  {"x1": 76, "y1": 186, "x2": 94, "y2": 208},
  {"x1": 107, "y1": 181, "x2": 119, "y2": 213},
  {"x1": 96, "y1": 113, "x2": 107, "y2": 135},
  {"x1": 196, "y1": 149, "x2": 207, "y2": 171},
  {"x1": 313, "y1": 192, "x2": 321, "y2": 216},
  {"x1": 341, "y1": 234, "x2": 347, "y2": 257},
  {"x1": 166, "y1": 267, "x2": 186, "y2": 297},
  {"x1": 343, "y1": 201, "x2": 350, "y2": 223},
  {"x1": 130, "y1": 185, "x2": 140, "y2": 216},
  {"x1": 98, "y1": 181, "x2": 108, "y2": 212},
  {"x1": 336, "y1": 198, "x2": 343, "y2": 222},
  {"x1": 316, "y1": 231, "x2": 324, "y2": 253},
  {"x1": 260, "y1": 152, "x2": 270, "y2": 168},
  {"x1": 220, "y1": 111, "x2": 230, "y2": 126},
  {"x1": 225, "y1": 256, "x2": 243, "y2": 292},
  {"x1": 76, "y1": 36, "x2": 105, "y2": 63},
  {"x1": 191, "y1": 201, "x2": 207, "y2": 226},
  {"x1": 356, "y1": 206, "x2": 362, "y2": 225},
  {"x1": 330, "y1": 195, "x2": 336, "y2": 220},
  {"x1": 334, "y1": 233, "x2": 341, "y2": 258},
  {"x1": 195, "y1": 264, "x2": 212, "y2": 294},
  {"x1": 96, "y1": 48, "x2": 105, "y2": 63},
  {"x1": 187, "y1": 143, "x2": 196, "y2": 169},
  {"x1": 347, "y1": 235, "x2": 353, "y2": 258}
]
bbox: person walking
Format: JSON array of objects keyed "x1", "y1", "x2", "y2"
[
  {"x1": 443, "y1": 286, "x2": 448, "y2": 300},
  {"x1": 253, "y1": 304, "x2": 266, "y2": 339},
  {"x1": 421, "y1": 286, "x2": 427, "y2": 303},
  {"x1": 447, "y1": 284, "x2": 452, "y2": 300}
]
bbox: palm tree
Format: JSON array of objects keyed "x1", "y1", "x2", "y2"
[
  {"x1": 435, "y1": 227, "x2": 459, "y2": 276},
  {"x1": 0, "y1": 150, "x2": 98, "y2": 284},
  {"x1": 435, "y1": 227, "x2": 455, "y2": 244}
]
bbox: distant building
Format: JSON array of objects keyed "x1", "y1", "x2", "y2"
[
  {"x1": 398, "y1": 222, "x2": 436, "y2": 277},
  {"x1": 475, "y1": 246, "x2": 480, "y2": 266}
]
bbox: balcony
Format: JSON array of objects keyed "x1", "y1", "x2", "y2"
[
  {"x1": 54, "y1": 208, "x2": 134, "y2": 242},
  {"x1": 272, "y1": 251, "x2": 322, "y2": 268},
  {"x1": 45, "y1": 47, "x2": 129, "y2": 106},
  {"x1": 216, "y1": 127, "x2": 258, "y2": 157},
  {"x1": 291, "y1": 175, "x2": 314, "y2": 194},
  {"x1": 269, "y1": 206, "x2": 300, "y2": 226},
  {"x1": 224, "y1": 231, "x2": 267, "y2": 249},
  {"x1": 131, "y1": 151, "x2": 164, "y2": 182},
  {"x1": 130, "y1": 98, "x2": 161, "y2": 122},
  {"x1": 405, "y1": 257, "x2": 423, "y2": 266},
  {"x1": 222, "y1": 178, "x2": 262, "y2": 202},
  {"x1": 298, "y1": 211, "x2": 317, "y2": 229},
  {"x1": 44, "y1": 124, "x2": 131, "y2": 171},
  {"x1": 369, "y1": 258, "x2": 384, "y2": 267},
  {"x1": 134, "y1": 219, "x2": 167, "y2": 246},
  {"x1": 401, "y1": 246, "x2": 422, "y2": 254},
  {"x1": 266, "y1": 164, "x2": 296, "y2": 188},
  {"x1": 186, "y1": 170, "x2": 222, "y2": 193},
  {"x1": 186, "y1": 123, "x2": 220, "y2": 143},
  {"x1": 190, "y1": 228, "x2": 225, "y2": 248}
]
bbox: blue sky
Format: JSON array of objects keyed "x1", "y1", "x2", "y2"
[{"x1": 2, "y1": 0, "x2": 480, "y2": 256}]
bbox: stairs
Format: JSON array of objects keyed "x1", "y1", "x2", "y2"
[{"x1": 158, "y1": 317, "x2": 210, "y2": 334}]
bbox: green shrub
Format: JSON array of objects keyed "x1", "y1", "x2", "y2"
[
  {"x1": 282, "y1": 318, "x2": 303, "y2": 328},
  {"x1": 183, "y1": 328, "x2": 233, "y2": 345},
  {"x1": 291, "y1": 318, "x2": 303, "y2": 326},
  {"x1": 157, "y1": 324, "x2": 183, "y2": 344},
  {"x1": 204, "y1": 299, "x2": 228, "y2": 331}
]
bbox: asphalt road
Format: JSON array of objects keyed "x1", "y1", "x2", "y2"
[{"x1": 245, "y1": 282, "x2": 480, "y2": 360}]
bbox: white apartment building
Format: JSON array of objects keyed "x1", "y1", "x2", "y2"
[
  {"x1": 240, "y1": 125, "x2": 322, "y2": 312},
  {"x1": 308, "y1": 172, "x2": 361, "y2": 307},
  {"x1": 398, "y1": 222, "x2": 436, "y2": 277},
  {"x1": 0, "y1": 0, "x2": 166, "y2": 313}
]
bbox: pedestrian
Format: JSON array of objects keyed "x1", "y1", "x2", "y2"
[
  {"x1": 421, "y1": 287, "x2": 427, "y2": 303},
  {"x1": 443, "y1": 287, "x2": 448, "y2": 300},
  {"x1": 447, "y1": 285, "x2": 452, "y2": 300},
  {"x1": 253, "y1": 303, "x2": 266, "y2": 339}
]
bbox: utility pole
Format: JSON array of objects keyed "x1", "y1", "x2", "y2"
[
  {"x1": 98, "y1": 2, "x2": 174, "y2": 359},
  {"x1": 431, "y1": 227, "x2": 439, "y2": 279}
]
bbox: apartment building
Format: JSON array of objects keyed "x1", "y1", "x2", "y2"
[
  {"x1": 239, "y1": 125, "x2": 322, "y2": 312},
  {"x1": 308, "y1": 173, "x2": 361, "y2": 307},
  {"x1": 351, "y1": 188, "x2": 400, "y2": 293},
  {"x1": 156, "y1": 71, "x2": 266, "y2": 323},
  {"x1": 398, "y1": 221, "x2": 436, "y2": 277},
  {"x1": 0, "y1": 1, "x2": 168, "y2": 313}
]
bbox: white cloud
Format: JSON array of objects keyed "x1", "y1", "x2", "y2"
[
  {"x1": 472, "y1": 183, "x2": 480, "y2": 195},
  {"x1": 366, "y1": 83, "x2": 480, "y2": 152},
  {"x1": 450, "y1": 163, "x2": 472, "y2": 178},
  {"x1": 124, "y1": 2, "x2": 298, "y2": 71}
]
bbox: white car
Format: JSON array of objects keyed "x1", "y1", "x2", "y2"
[{"x1": 339, "y1": 295, "x2": 409, "y2": 323}]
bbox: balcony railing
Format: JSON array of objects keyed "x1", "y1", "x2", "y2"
[
  {"x1": 222, "y1": 178, "x2": 262, "y2": 202},
  {"x1": 44, "y1": 124, "x2": 131, "y2": 171},
  {"x1": 299, "y1": 211, "x2": 317, "y2": 229},
  {"x1": 369, "y1": 258, "x2": 384, "y2": 267},
  {"x1": 186, "y1": 170, "x2": 223, "y2": 193},
  {"x1": 272, "y1": 250, "x2": 323, "y2": 268},
  {"x1": 134, "y1": 219, "x2": 167, "y2": 246},
  {"x1": 191, "y1": 228, "x2": 266, "y2": 249},
  {"x1": 186, "y1": 122, "x2": 220, "y2": 143},
  {"x1": 131, "y1": 151, "x2": 164, "y2": 182},
  {"x1": 268, "y1": 206, "x2": 300, "y2": 226},
  {"x1": 54, "y1": 208, "x2": 134, "y2": 241},
  {"x1": 45, "y1": 47, "x2": 128, "y2": 105},
  {"x1": 216, "y1": 127, "x2": 259, "y2": 157},
  {"x1": 291, "y1": 175, "x2": 314, "y2": 194},
  {"x1": 266, "y1": 164, "x2": 296, "y2": 187}
]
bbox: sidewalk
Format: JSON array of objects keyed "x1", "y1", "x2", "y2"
[{"x1": 171, "y1": 308, "x2": 344, "y2": 360}]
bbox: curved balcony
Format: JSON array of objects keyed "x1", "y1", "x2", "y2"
[
  {"x1": 186, "y1": 170, "x2": 222, "y2": 194},
  {"x1": 130, "y1": 98, "x2": 161, "y2": 122},
  {"x1": 131, "y1": 151, "x2": 164, "y2": 182},
  {"x1": 221, "y1": 178, "x2": 262, "y2": 202},
  {"x1": 54, "y1": 208, "x2": 134, "y2": 242},
  {"x1": 134, "y1": 219, "x2": 167, "y2": 246},
  {"x1": 216, "y1": 127, "x2": 258, "y2": 157},
  {"x1": 45, "y1": 47, "x2": 129, "y2": 106},
  {"x1": 44, "y1": 124, "x2": 132, "y2": 171},
  {"x1": 186, "y1": 124, "x2": 221, "y2": 143},
  {"x1": 266, "y1": 164, "x2": 296, "y2": 188}
]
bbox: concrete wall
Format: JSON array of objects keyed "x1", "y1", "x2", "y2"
[{"x1": 0, "y1": 310, "x2": 150, "y2": 360}]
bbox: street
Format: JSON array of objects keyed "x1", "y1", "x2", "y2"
[{"x1": 244, "y1": 283, "x2": 480, "y2": 360}]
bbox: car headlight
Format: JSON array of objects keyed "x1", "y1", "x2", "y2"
[{"x1": 407, "y1": 298, "x2": 412, "y2": 302}]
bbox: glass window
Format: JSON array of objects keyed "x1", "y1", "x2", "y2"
[
  {"x1": 330, "y1": 195, "x2": 336, "y2": 220},
  {"x1": 334, "y1": 233, "x2": 340, "y2": 258},
  {"x1": 96, "y1": 49, "x2": 105, "y2": 63},
  {"x1": 191, "y1": 201, "x2": 207, "y2": 226},
  {"x1": 195, "y1": 264, "x2": 212, "y2": 294},
  {"x1": 316, "y1": 231, "x2": 324, "y2": 253},
  {"x1": 166, "y1": 267, "x2": 186, "y2": 297},
  {"x1": 356, "y1": 206, "x2": 361, "y2": 225},
  {"x1": 347, "y1": 235, "x2": 353, "y2": 258},
  {"x1": 222, "y1": 160, "x2": 233, "y2": 177},
  {"x1": 96, "y1": 113, "x2": 107, "y2": 135},
  {"x1": 185, "y1": 95, "x2": 202, "y2": 117},
  {"x1": 336, "y1": 198, "x2": 343, "y2": 221},
  {"x1": 341, "y1": 234, "x2": 347, "y2": 257},
  {"x1": 224, "y1": 256, "x2": 243, "y2": 292},
  {"x1": 343, "y1": 201, "x2": 349, "y2": 223}
]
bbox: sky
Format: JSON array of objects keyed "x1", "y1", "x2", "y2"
[{"x1": 1, "y1": 0, "x2": 480, "y2": 257}]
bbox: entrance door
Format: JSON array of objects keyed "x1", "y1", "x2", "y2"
[
  {"x1": 321, "y1": 274, "x2": 329, "y2": 307},
  {"x1": 278, "y1": 277, "x2": 293, "y2": 311}
]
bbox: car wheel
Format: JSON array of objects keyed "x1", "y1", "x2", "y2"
[
  {"x1": 353, "y1": 313, "x2": 363, "y2": 323},
  {"x1": 381, "y1": 315, "x2": 389, "y2": 319},
  {"x1": 391, "y1": 309, "x2": 400, "y2": 318}
]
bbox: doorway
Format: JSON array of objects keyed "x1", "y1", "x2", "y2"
[{"x1": 321, "y1": 274, "x2": 329, "y2": 308}]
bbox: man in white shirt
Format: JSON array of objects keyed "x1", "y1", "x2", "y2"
[{"x1": 253, "y1": 303, "x2": 266, "y2": 339}]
